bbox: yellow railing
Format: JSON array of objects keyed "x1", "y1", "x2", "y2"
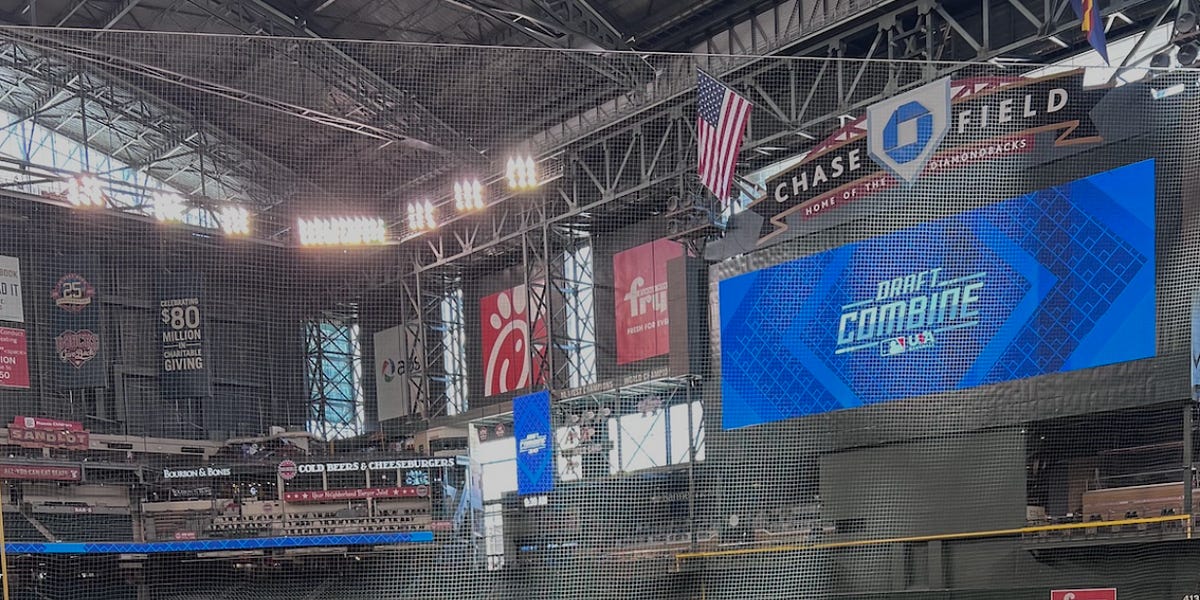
[{"x1": 675, "y1": 513, "x2": 1192, "y2": 564}]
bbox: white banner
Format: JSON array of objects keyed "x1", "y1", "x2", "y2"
[
  {"x1": 0, "y1": 256, "x2": 23, "y2": 323},
  {"x1": 374, "y1": 325, "x2": 410, "y2": 420}
]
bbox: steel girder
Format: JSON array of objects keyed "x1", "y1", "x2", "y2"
[
  {"x1": 0, "y1": 33, "x2": 319, "y2": 224},
  {"x1": 181, "y1": 0, "x2": 484, "y2": 165},
  {"x1": 527, "y1": 0, "x2": 896, "y2": 156},
  {"x1": 448, "y1": 0, "x2": 631, "y2": 51},
  {"x1": 550, "y1": 230, "x2": 598, "y2": 391},
  {"x1": 383, "y1": 0, "x2": 1161, "y2": 287},
  {"x1": 345, "y1": 0, "x2": 1166, "y2": 421}
]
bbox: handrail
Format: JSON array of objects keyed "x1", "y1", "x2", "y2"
[{"x1": 675, "y1": 513, "x2": 1193, "y2": 563}]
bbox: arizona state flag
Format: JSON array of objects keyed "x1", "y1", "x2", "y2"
[{"x1": 1070, "y1": 0, "x2": 1109, "y2": 64}]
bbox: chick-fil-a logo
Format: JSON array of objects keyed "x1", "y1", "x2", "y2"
[{"x1": 481, "y1": 283, "x2": 546, "y2": 396}]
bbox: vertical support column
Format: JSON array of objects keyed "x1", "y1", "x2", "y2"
[
  {"x1": 522, "y1": 222, "x2": 553, "y2": 393},
  {"x1": 927, "y1": 540, "x2": 944, "y2": 589},
  {"x1": 399, "y1": 274, "x2": 434, "y2": 421},
  {"x1": 550, "y1": 228, "x2": 597, "y2": 391},
  {"x1": 1184, "y1": 401, "x2": 1193, "y2": 521}
]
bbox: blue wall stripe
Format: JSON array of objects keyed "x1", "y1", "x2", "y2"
[{"x1": 4, "y1": 531, "x2": 434, "y2": 554}]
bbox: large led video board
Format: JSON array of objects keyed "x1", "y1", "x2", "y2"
[{"x1": 720, "y1": 159, "x2": 1156, "y2": 429}]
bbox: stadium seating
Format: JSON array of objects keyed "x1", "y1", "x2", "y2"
[
  {"x1": 35, "y1": 513, "x2": 135, "y2": 542},
  {"x1": 1, "y1": 511, "x2": 49, "y2": 541}
]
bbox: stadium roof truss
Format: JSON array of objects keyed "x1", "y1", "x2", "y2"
[
  {"x1": 0, "y1": 0, "x2": 1176, "y2": 423},
  {"x1": 0, "y1": 0, "x2": 899, "y2": 239},
  {"x1": 319, "y1": 0, "x2": 1171, "y2": 295}
]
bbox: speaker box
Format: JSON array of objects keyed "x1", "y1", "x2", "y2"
[{"x1": 667, "y1": 256, "x2": 708, "y2": 377}]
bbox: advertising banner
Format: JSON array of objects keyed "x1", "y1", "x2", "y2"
[
  {"x1": 159, "y1": 272, "x2": 211, "y2": 398},
  {"x1": 9, "y1": 417, "x2": 90, "y2": 451},
  {"x1": 168, "y1": 487, "x2": 213, "y2": 500},
  {"x1": 1050, "y1": 590, "x2": 1116, "y2": 600},
  {"x1": 0, "y1": 327, "x2": 29, "y2": 389},
  {"x1": 514, "y1": 390, "x2": 554, "y2": 495},
  {"x1": 161, "y1": 466, "x2": 231, "y2": 479},
  {"x1": 481, "y1": 283, "x2": 547, "y2": 397},
  {"x1": 720, "y1": 159, "x2": 1156, "y2": 429},
  {"x1": 0, "y1": 465, "x2": 80, "y2": 481},
  {"x1": 284, "y1": 458, "x2": 456, "y2": 474},
  {"x1": 374, "y1": 325, "x2": 412, "y2": 420},
  {"x1": 13, "y1": 416, "x2": 82, "y2": 431},
  {"x1": 613, "y1": 239, "x2": 684, "y2": 365},
  {"x1": 0, "y1": 255, "x2": 23, "y2": 323},
  {"x1": 283, "y1": 486, "x2": 425, "y2": 502},
  {"x1": 1192, "y1": 291, "x2": 1200, "y2": 396},
  {"x1": 474, "y1": 420, "x2": 511, "y2": 443},
  {"x1": 50, "y1": 256, "x2": 106, "y2": 389},
  {"x1": 709, "y1": 70, "x2": 1130, "y2": 259}
]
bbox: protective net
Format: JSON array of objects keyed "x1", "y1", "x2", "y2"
[{"x1": 0, "y1": 14, "x2": 1190, "y2": 600}]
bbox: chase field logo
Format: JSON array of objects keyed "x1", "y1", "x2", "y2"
[
  {"x1": 866, "y1": 78, "x2": 951, "y2": 184},
  {"x1": 750, "y1": 70, "x2": 1105, "y2": 246}
]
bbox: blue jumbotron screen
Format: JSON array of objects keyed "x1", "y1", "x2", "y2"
[{"x1": 719, "y1": 159, "x2": 1156, "y2": 429}]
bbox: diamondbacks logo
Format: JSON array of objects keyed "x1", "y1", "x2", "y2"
[
  {"x1": 836, "y1": 268, "x2": 985, "y2": 356},
  {"x1": 54, "y1": 329, "x2": 99, "y2": 368},
  {"x1": 867, "y1": 78, "x2": 951, "y2": 183},
  {"x1": 50, "y1": 273, "x2": 95, "y2": 313}
]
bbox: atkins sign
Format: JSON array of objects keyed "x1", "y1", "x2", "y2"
[{"x1": 749, "y1": 69, "x2": 1106, "y2": 246}]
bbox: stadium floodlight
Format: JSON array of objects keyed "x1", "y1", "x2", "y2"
[
  {"x1": 66, "y1": 174, "x2": 105, "y2": 208},
  {"x1": 219, "y1": 205, "x2": 251, "y2": 236},
  {"x1": 505, "y1": 155, "x2": 539, "y2": 190},
  {"x1": 454, "y1": 179, "x2": 485, "y2": 212},
  {"x1": 407, "y1": 200, "x2": 437, "y2": 232},
  {"x1": 297, "y1": 216, "x2": 387, "y2": 247},
  {"x1": 151, "y1": 191, "x2": 187, "y2": 223}
]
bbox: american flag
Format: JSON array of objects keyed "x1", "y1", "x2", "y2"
[{"x1": 696, "y1": 69, "x2": 752, "y2": 204}]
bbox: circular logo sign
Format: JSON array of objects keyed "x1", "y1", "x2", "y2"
[
  {"x1": 416, "y1": 485, "x2": 429, "y2": 498},
  {"x1": 277, "y1": 460, "x2": 297, "y2": 481}
]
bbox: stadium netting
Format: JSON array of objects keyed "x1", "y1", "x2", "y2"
[{"x1": 0, "y1": 22, "x2": 1190, "y2": 600}]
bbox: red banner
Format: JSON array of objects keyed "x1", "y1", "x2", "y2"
[
  {"x1": 283, "y1": 486, "x2": 426, "y2": 502},
  {"x1": 0, "y1": 464, "x2": 81, "y2": 481},
  {"x1": 613, "y1": 239, "x2": 683, "y2": 364},
  {"x1": 8, "y1": 423, "x2": 90, "y2": 451},
  {"x1": 480, "y1": 283, "x2": 547, "y2": 396},
  {"x1": 0, "y1": 328, "x2": 29, "y2": 389},
  {"x1": 12, "y1": 416, "x2": 83, "y2": 432},
  {"x1": 1051, "y1": 590, "x2": 1116, "y2": 600}
]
